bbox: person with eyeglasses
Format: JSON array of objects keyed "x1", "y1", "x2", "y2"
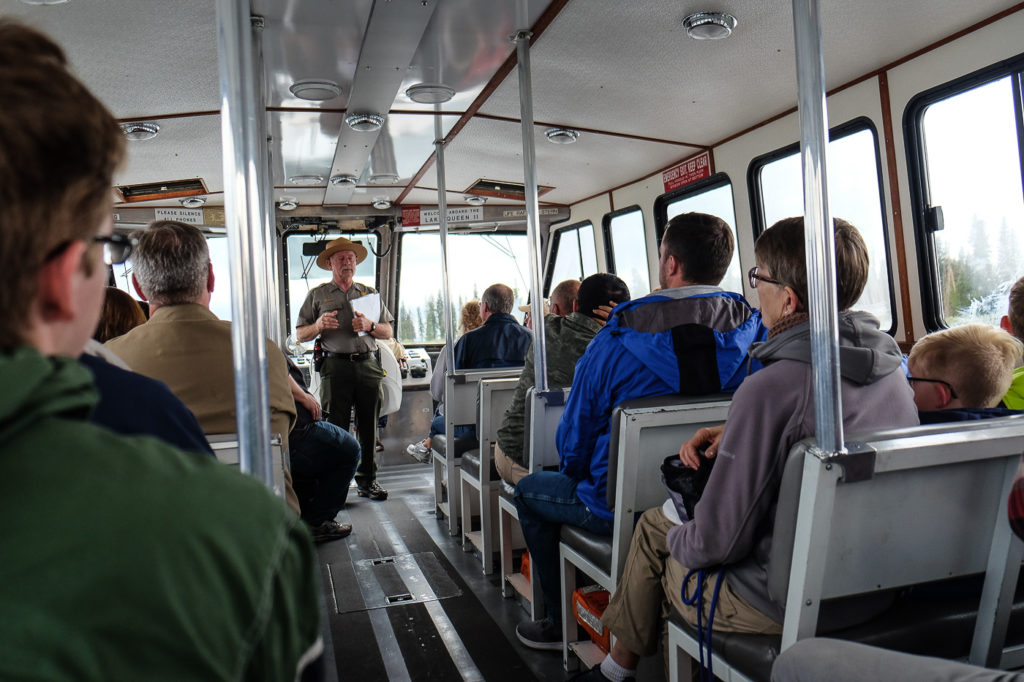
[
  {"x1": 577, "y1": 217, "x2": 918, "y2": 682},
  {"x1": 0, "y1": 20, "x2": 324, "y2": 681},
  {"x1": 908, "y1": 323, "x2": 1023, "y2": 419}
]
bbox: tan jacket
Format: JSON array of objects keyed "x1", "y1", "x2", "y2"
[{"x1": 106, "y1": 304, "x2": 299, "y2": 511}]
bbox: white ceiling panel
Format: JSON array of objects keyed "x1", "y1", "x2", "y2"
[
  {"x1": 479, "y1": 0, "x2": 1020, "y2": 145},
  {"x1": 419, "y1": 117, "x2": 701, "y2": 205},
  {"x1": 6, "y1": 0, "x2": 219, "y2": 118},
  {"x1": 401, "y1": 187, "x2": 521, "y2": 206},
  {"x1": 113, "y1": 115, "x2": 223, "y2": 200}
]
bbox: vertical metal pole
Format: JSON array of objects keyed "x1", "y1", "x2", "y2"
[
  {"x1": 435, "y1": 110, "x2": 456, "y2": 375},
  {"x1": 215, "y1": 0, "x2": 273, "y2": 487},
  {"x1": 792, "y1": 0, "x2": 844, "y2": 455},
  {"x1": 514, "y1": 29, "x2": 549, "y2": 392},
  {"x1": 251, "y1": 15, "x2": 282, "y2": 346}
]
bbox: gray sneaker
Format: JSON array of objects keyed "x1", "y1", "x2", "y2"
[
  {"x1": 310, "y1": 520, "x2": 352, "y2": 543},
  {"x1": 515, "y1": 618, "x2": 563, "y2": 651},
  {"x1": 406, "y1": 440, "x2": 431, "y2": 463}
]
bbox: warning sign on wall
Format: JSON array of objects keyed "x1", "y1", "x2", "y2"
[{"x1": 662, "y1": 152, "x2": 711, "y2": 193}]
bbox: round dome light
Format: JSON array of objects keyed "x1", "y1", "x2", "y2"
[
  {"x1": 330, "y1": 174, "x2": 359, "y2": 186},
  {"x1": 372, "y1": 198, "x2": 392, "y2": 210},
  {"x1": 464, "y1": 195, "x2": 486, "y2": 206},
  {"x1": 179, "y1": 196, "x2": 207, "y2": 208},
  {"x1": 345, "y1": 112, "x2": 385, "y2": 132},
  {"x1": 289, "y1": 174, "x2": 324, "y2": 185},
  {"x1": 405, "y1": 82, "x2": 456, "y2": 104},
  {"x1": 120, "y1": 122, "x2": 160, "y2": 141},
  {"x1": 289, "y1": 79, "x2": 341, "y2": 102},
  {"x1": 544, "y1": 127, "x2": 580, "y2": 145},
  {"x1": 278, "y1": 197, "x2": 299, "y2": 211},
  {"x1": 683, "y1": 12, "x2": 737, "y2": 40}
]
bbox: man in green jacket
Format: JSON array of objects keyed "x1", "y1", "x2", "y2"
[
  {"x1": 0, "y1": 20, "x2": 323, "y2": 680},
  {"x1": 495, "y1": 274, "x2": 631, "y2": 484}
]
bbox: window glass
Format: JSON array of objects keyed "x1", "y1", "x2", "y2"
[
  {"x1": 920, "y1": 76, "x2": 1024, "y2": 326},
  {"x1": 755, "y1": 127, "x2": 893, "y2": 329},
  {"x1": 112, "y1": 235, "x2": 236, "y2": 321},
  {"x1": 548, "y1": 222, "x2": 597, "y2": 289},
  {"x1": 607, "y1": 209, "x2": 650, "y2": 298},
  {"x1": 286, "y1": 233, "x2": 378, "y2": 336},
  {"x1": 664, "y1": 182, "x2": 743, "y2": 293},
  {"x1": 396, "y1": 232, "x2": 530, "y2": 344}
]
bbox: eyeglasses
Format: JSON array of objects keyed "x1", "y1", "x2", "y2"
[
  {"x1": 748, "y1": 266, "x2": 782, "y2": 290},
  {"x1": 907, "y1": 376, "x2": 959, "y2": 399},
  {"x1": 45, "y1": 233, "x2": 137, "y2": 266},
  {"x1": 93, "y1": 233, "x2": 136, "y2": 266}
]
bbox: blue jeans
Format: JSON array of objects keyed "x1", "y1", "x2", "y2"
[
  {"x1": 289, "y1": 420, "x2": 361, "y2": 525},
  {"x1": 429, "y1": 413, "x2": 475, "y2": 440},
  {"x1": 514, "y1": 471, "x2": 613, "y2": 624}
]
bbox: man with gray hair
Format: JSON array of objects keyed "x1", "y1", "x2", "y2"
[
  {"x1": 453, "y1": 282, "x2": 532, "y2": 369},
  {"x1": 107, "y1": 220, "x2": 302, "y2": 510}
]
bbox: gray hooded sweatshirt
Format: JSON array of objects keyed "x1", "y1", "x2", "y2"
[{"x1": 666, "y1": 310, "x2": 919, "y2": 624}]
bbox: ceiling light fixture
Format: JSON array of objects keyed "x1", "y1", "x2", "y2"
[
  {"x1": 405, "y1": 82, "x2": 456, "y2": 104},
  {"x1": 179, "y1": 196, "x2": 206, "y2": 208},
  {"x1": 120, "y1": 121, "x2": 161, "y2": 141},
  {"x1": 682, "y1": 12, "x2": 737, "y2": 40},
  {"x1": 345, "y1": 112, "x2": 385, "y2": 132},
  {"x1": 464, "y1": 195, "x2": 486, "y2": 206},
  {"x1": 278, "y1": 197, "x2": 298, "y2": 211},
  {"x1": 372, "y1": 198, "x2": 392, "y2": 210},
  {"x1": 370, "y1": 173, "x2": 399, "y2": 185},
  {"x1": 20, "y1": 0, "x2": 68, "y2": 4},
  {"x1": 289, "y1": 174, "x2": 324, "y2": 185},
  {"x1": 289, "y1": 79, "x2": 341, "y2": 101},
  {"x1": 330, "y1": 174, "x2": 359, "y2": 186},
  {"x1": 544, "y1": 127, "x2": 580, "y2": 145}
]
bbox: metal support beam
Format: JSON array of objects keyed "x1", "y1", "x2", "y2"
[
  {"x1": 215, "y1": 0, "x2": 273, "y2": 488},
  {"x1": 792, "y1": 0, "x2": 844, "y2": 456},
  {"x1": 435, "y1": 111, "x2": 456, "y2": 376},
  {"x1": 514, "y1": 29, "x2": 549, "y2": 393}
]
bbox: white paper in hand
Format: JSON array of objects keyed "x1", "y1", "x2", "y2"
[{"x1": 351, "y1": 293, "x2": 380, "y2": 336}]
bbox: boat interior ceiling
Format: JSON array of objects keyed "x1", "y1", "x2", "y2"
[{"x1": 8, "y1": 0, "x2": 1020, "y2": 224}]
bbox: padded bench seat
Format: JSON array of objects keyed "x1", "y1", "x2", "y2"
[
  {"x1": 560, "y1": 525, "x2": 613, "y2": 576},
  {"x1": 460, "y1": 448, "x2": 494, "y2": 481},
  {"x1": 432, "y1": 434, "x2": 477, "y2": 459},
  {"x1": 670, "y1": 583, "x2": 1024, "y2": 682}
]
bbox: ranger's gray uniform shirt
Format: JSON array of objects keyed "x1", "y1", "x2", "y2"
[{"x1": 296, "y1": 281, "x2": 394, "y2": 353}]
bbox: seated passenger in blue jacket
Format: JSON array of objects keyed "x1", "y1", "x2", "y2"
[
  {"x1": 575, "y1": 217, "x2": 919, "y2": 682},
  {"x1": 514, "y1": 212, "x2": 767, "y2": 651},
  {"x1": 453, "y1": 282, "x2": 532, "y2": 369},
  {"x1": 908, "y1": 323, "x2": 1022, "y2": 422}
]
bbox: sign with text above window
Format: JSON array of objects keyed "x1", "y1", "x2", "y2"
[
  {"x1": 401, "y1": 205, "x2": 483, "y2": 227},
  {"x1": 662, "y1": 152, "x2": 711, "y2": 193}
]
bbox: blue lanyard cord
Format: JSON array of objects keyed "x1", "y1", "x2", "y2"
[{"x1": 681, "y1": 568, "x2": 728, "y2": 682}]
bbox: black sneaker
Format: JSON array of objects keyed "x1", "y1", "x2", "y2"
[
  {"x1": 568, "y1": 665, "x2": 634, "y2": 682},
  {"x1": 310, "y1": 520, "x2": 352, "y2": 543},
  {"x1": 357, "y1": 481, "x2": 388, "y2": 500},
  {"x1": 515, "y1": 618, "x2": 562, "y2": 651}
]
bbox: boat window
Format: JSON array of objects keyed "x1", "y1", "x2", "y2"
[
  {"x1": 544, "y1": 221, "x2": 597, "y2": 294},
  {"x1": 285, "y1": 233, "x2": 379, "y2": 336},
  {"x1": 655, "y1": 175, "x2": 743, "y2": 294},
  {"x1": 907, "y1": 67, "x2": 1024, "y2": 329},
  {"x1": 749, "y1": 121, "x2": 895, "y2": 331},
  {"x1": 602, "y1": 206, "x2": 650, "y2": 298},
  {"x1": 111, "y1": 234, "x2": 238, "y2": 322},
  {"x1": 395, "y1": 232, "x2": 530, "y2": 345}
]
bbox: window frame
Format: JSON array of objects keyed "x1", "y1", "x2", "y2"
[
  {"x1": 282, "y1": 229, "x2": 382, "y2": 336},
  {"x1": 904, "y1": 53, "x2": 1024, "y2": 330},
  {"x1": 393, "y1": 229, "x2": 528, "y2": 347},
  {"x1": 746, "y1": 116, "x2": 897, "y2": 334},
  {"x1": 543, "y1": 219, "x2": 595, "y2": 296},
  {"x1": 601, "y1": 204, "x2": 650, "y2": 295},
  {"x1": 653, "y1": 172, "x2": 734, "y2": 245}
]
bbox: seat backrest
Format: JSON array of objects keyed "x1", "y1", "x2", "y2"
[
  {"x1": 767, "y1": 415, "x2": 1024, "y2": 664},
  {"x1": 444, "y1": 368, "x2": 520, "y2": 425},
  {"x1": 604, "y1": 393, "x2": 732, "y2": 583},
  {"x1": 479, "y1": 377, "x2": 520, "y2": 456},
  {"x1": 206, "y1": 432, "x2": 288, "y2": 499},
  {"x1": 525, "y1": 386, "x2": 571, "y2": 472}
]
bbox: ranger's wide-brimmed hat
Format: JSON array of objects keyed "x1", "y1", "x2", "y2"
[{"x1": 316, "y1": 237, "x2": 368, "y2": 269}]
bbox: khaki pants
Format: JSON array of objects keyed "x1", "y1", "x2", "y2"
[
  {"x1": 601, "y1": 507, "x2": 781, "y2": 658},
  {"x1": 494, "y1": 443, "x2": 529, "y2": 485}
]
